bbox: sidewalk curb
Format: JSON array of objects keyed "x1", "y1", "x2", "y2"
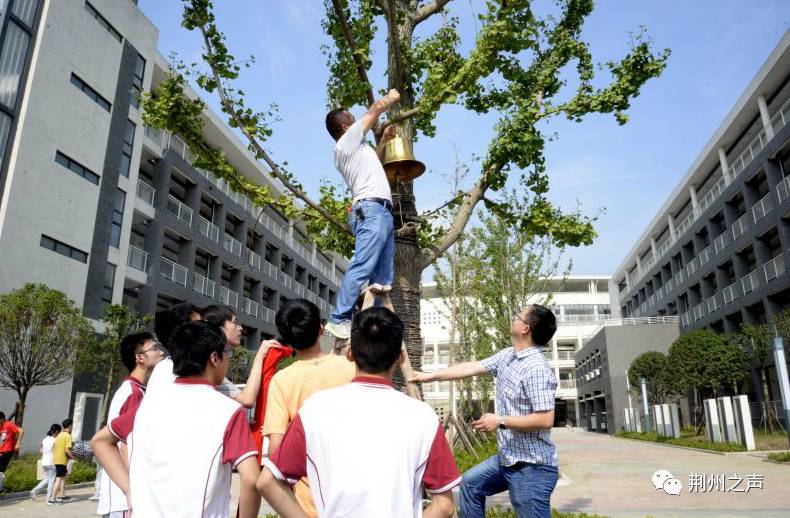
[
  {"x1": 613, "y1": 435, "x2": 743, "y2": 456},
  {"x1": 1, "y1": 481, "x2": 94, "y2": 502}
]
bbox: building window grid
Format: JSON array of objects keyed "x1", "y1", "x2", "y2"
[
  {"x1": 84, "y1": 1, "x2": 122, "y2": 43},
  {"x1": 55, "y1": 151, "x2": 99, "y2": 185},
  {"x1": 102, "y1": 263, "x2": 116, "y2": 304},
  {"x1": 70, "y1": 73, "x2": 111, "y2": 112},
  {"x1": 40, "y1": 234, "x2": 88, "y2": 263},
  {"x1": 109, "y1": 188, "x2": 125, "y2": 248},
  {"x1": 130, "y1": 53, "x2": 145, "y2": 109},
  {"x1": 118, "y1": 120, "x2": 135, "y2": 177}
]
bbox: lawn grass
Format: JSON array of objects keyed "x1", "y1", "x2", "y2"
[
  {"x1": 766, "y1": 451, "x2": 790, "y2": 462},
  {"x1": 615, "y1": 431, "x2": 746, "y2": 452},
  {"x1": 1, "y1": 454, "x2": 96, "y2": 493}
]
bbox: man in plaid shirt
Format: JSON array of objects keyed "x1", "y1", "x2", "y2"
[{"x1": 412, "y1": 304, "x2": 559, "y2": 518}]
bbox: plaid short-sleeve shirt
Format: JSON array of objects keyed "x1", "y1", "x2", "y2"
[{"x1": 481, "y1": 346, "x2": 558, "y2": 467}]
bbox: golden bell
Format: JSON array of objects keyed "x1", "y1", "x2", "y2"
[{"x1": 380, "y1": 136, "x2": 426, "y2": 183}]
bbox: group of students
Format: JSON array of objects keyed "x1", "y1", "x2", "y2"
[{"x1": 28, "y1": 419, "x2": 75, "y2": 505}]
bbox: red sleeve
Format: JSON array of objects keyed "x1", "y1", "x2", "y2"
[
  {"x1": 222, "y1": 407, "x2": 258, "y2": 467},
  {"x1": 108, "y1": 391, "x2": 144, "y2": 443},
  {"x1": 251, "y1": 345, "x2": 293, "y2": 430},
  {"x1": 263, "y1": 413, "x2": 307, "y2": 484},
  {"x1": 422, "y1": 424, "x2": 462, "y2": 494}
]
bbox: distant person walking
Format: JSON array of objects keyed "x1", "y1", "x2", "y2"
[{"x1": 30, "y1": 423, "x2": 61, "y2": 503}]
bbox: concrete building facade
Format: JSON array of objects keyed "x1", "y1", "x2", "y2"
[
  {"x1": 420, "y1": 276, "x2": 611, "y2": 426},
  {"x1": 0, "y1": 0, "x2": 346, "y2": 451},
  {"x1": 574, "y1": 320, "x2": 680, "y2": 434}
]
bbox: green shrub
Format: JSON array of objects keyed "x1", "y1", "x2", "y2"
[
  {"x1": 767, "y1": 451, "x2": 790, "y2": 463},
  {"x1": 0, "y1": 454, "x2": 96, "y2": 493},
  {"x1": 453, "y1": 435, "x2": 498, "y2": 473},
  {"x1": 485, "y1": 509, "x2": 612, "y2": 518},
  {"x1": 615, "y1": 431, "x2": 746, "y2": 452}
]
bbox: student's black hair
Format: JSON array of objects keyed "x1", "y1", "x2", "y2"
[
  {"x1": 350, "y1": 307, "x2": 403, "y2": 374},
  {"x1": 275, "y1": 299, "x2": 321, "y2": 350},
  {"x1": 154, "y1": 303, "x2": 200, "y2": 350},
  {"x1": 47, "y1": 424, "x2": 62, "y2": 437},
  {"x1": 325, "y1": 108, "x2": 350, "y2": 140},
  {"x1": 170, "y1": 321, "x2": 226, "y2": 377},
  {"x1": 62, "y1": 418, "x2": 73, "y2": 428},
  {"x1": 523, "y1": 304, "x2": 557, "y2": 345},
  {"x1": 119, "y1": 332, "x2": 156, "y2": 372},
  {"x1": 201, "y1": 304, "x2": 236, "y2": 328},
  {"x1": 0, "y1": 411, "x2": 5, "y2": 420}
]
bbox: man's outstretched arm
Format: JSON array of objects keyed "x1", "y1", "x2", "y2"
[
  {"x1": 358, "y1": 89, "x2": 400, "y2": 134},
  {"x1": 410, "y1": 361, "x2": 488, "y2": 383}
]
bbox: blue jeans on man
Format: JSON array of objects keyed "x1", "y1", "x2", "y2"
[
  {"x1": 331, "y1": 199, "x2": 394, "y2": 323},
  {"x1": 460, "y1": 454, "x2": 558, "y2": 518}
]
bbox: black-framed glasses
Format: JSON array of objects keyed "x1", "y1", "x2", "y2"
[
  {"x1": 138, "y1": 342, "x2": 163, "y2": 355},
  {"x1": 512, "y1": 311, "x2": 530, "y2": 327}
]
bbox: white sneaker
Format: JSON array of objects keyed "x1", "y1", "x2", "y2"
[
  {"x1": 325, "y1": 320, "x2": 351, "y2": 339},
  {"x1": 89, "y1": 495, "x2": 100, "y2": 501}
]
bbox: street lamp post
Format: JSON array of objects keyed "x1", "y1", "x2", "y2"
[{"x1": 640, "y1": 377, "x2": 651, "y2": 433}]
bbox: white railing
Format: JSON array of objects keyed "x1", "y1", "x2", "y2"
[
  {"x1": 247, "y1": 249, "x2": 262, "y2": 270},
  {"x1": 741, "y1": 267, "x2": 762, "y2": 295},
  {"x1": 223, "y1": 234, "x2": 243, "y2": 257},
  {"x1": 279, "y1": 271, "x2": 293, "y2": 289},
  {"x1": 681, "y1": 312, "x2": 691, "y2": 328},
  {"x1": 559, "y1": 379, "x2": 576, "y2": 389},
  {"x1": 751, "y1": 192, "x2": 773, "y2": 224},
  {"x1": 294, "y1": 282, "x2": 306, "y2": 297},
  {"x1": 675, "y1": 212, "x2": 694, "y2": 237},
  {"x1": 686, "y1": 257, "x2": 699, "y2": 276},
  {"x1": 192, "y1": 273, "x2": 215, "y2": 298},
  {"x1": 306, "y1": 291, "x2": 317, "y2": 303},
  {"x1": 167, "y1": 133, "x2": 194, "y2": 163},
  {"x1": 242, "y1": 297, "x2": 259, "y2": 318},
  {"x1": 713, "y1": 231, "x2": 729, "y2": 255},
  {"x1": 197, "y1": 216, "x2": 219, "y2": 242},
  {"x1": 160, "y1": 257, "x2": 188, "y2": 286},
  {"x1": 144, "y1": 126, "x2": 166, "y2": 149},
  {"x1": 778, "y1": 176, "x2": 790, "y2": 204},
  {"x1": 698, "y1": 177, "x2": 725, "y2": 214},
  {"x1": 262, "y1": 307, "x2": 275, "y2": 323},
  {"x1": 729, "y1": 126, "x2": 770, "y2": 179},
  {"x1": 692, "y1": 303, "x2": 705, "y2": 322},
  {"x1": 166, "y1": 195, "x2": 193, "y2": 226},
  {"x1": 706, "y1": 293, "x2": 721, "y2": 314},
  {"x1": 262, "y1": 214, "x2": 286, "y2": 240},
  {"x1": 698, "y1": 245, "x2": 711, "y2": 267},
  {"x1": 127, "y1": 245, "x2": 148, "y2": 272},
  {"x1": 731, "y1": 213, "x2": 749, "y2": 240},
  {"x1": 218, "y1": 285, "x2": 239, "y2": 308},
  {"x1": 763, "y1": 253, "x2": 785, "y2": 283},
  {"x1": 557, "y1": 350, "x2": 575, "y2": 361},
  {"x1": 723, "y1": 281, "x2": 740, "y2": 304},
  {"x1": 770, "y1": 96, "x2": 790, "y2": 135},
  {"x1": 263, "y1": 260, "x2": 278, "y2": 279},
  {"x1": 318, "y1": 299, "x2": 327, "y2": 312},
  {"x1": 136, "y1": 179, "x2": 155, "y2": 206}
]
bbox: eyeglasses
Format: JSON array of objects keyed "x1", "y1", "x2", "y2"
[
  {"x1": 138, "y1": 342, "x2": 163, "y2": 355},
  {"x1": 230, "y1": 318, "x2": 243, "y2": 329},
  {"x1": 512, "y1": 311, "x2": 530, "y2": 327}
]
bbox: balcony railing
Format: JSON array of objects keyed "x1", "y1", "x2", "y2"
[
  {"x1": 778, "y1": 176, "x2": 790, "y2": 204},
  {"x1": 741, "y1": 267, "x2": 762, "y2": 295},
  {"x1": 729, "y1": 127, "x2": 771, "y2": 179},
  {"x1": 706, "y1": 293, "x2": 721, "y2": 314},
  {"x1": 294, "y1": 282, "x2": 306, "y2": 297},
  {"x1": 197, "y1": 216, "x2": 219, "y2": 242},
  {"x1": 764, "y1": 253, "x2": 785, "y2": 283},
  {"x1": 713, "y1": 231, "x2": 729, "y2": 255},
  {"x1": 167, "y1": 133, "x2": 194, "y2": 163},
  {"x1": 723, "y1": 281, "x2": 740, "y2": 304},
  {"x1": 731, "y1": 213, "x2": 749, "y2": 241},
  {"x1": 559, "y1": 379, "x2": 577, "y2": 389},
  {"x1": 127, "y1": 245, "x2": 148, "y2": 272},
  {"x1": 681, "y1": 311, "x2": 691, "y2": 328},
  {"x1": 242, "y1": 297, "x2": 259, "y2": 318},
  {"x1": 698, "y1": 177, "x2": 725, "y2": 214},
  {"x1": 247, "y1": 249, "x2": 262, "y2": 270},
  {"x1": 218, "y1": 286, "x2": 239, "y2": 308},
  {"x1": 136, "y1": 179, "x2": 155, "y2": 206},
  {"x1": 192, "y1": 273, "x2": 215, "y2": 299},
  {"x1": 306, "y1": 291, "x2": 317, "y2": 303},
  {"x1": 223, "y1": 234, "x2": 243, "y2": 257},
  {"x1": 144, "y1": 126, "x2": 166, "y2": 149},
  {"x1": 166, "y1": 195, "x2": 193, "y2": 226},
  {"x1": 160, "y1": 257, "x2": 188, "y2": 286},
  {"x1": 692, "y1": 303, "x2": 705, "y2": 322},
  {"x1": 557, "y1": 350, "x2": 575, "y2": 361},
  {"x1": 262, "y1": 214, "x2": 286, "y2": 240},
  {"x1": 263, "y1": 260, "x2": 278, "y2": 279},
  {"x1": 751, "y1": 192, "x2": 773, "y2": 224},
  {"x1": 262, "y1": 307, "x2": 275, "y2": 323},
  {"x1": 279, "y1": 271, "x2": 293, "y2": 289},
  {"x1": 698, "y1": 245, "x2": 712, "y2": 267}
]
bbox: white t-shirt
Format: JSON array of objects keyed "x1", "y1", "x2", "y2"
[
  {"x1": 334, "y1": 120, "x2": 392, "y2": 203},
  {"x1": 147, "y1": 357, "x2": 239, "y2": 399},
  {"x1": 40, "y1": 436, "x2": 55, "y2": 466}
]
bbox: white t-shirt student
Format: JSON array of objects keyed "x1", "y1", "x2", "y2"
[{"x1": 334, "y1": 119, "x2": 391, "y2": 204}]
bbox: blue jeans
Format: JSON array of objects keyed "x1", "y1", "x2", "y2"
[
  {"x1": 460, "y1": 455, "x2": 558, "y2": 518},
  {"x1": 331, "y1": 200, "x2": 394, "y2": 322}
]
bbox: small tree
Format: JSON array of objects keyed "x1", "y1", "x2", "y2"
[
  {"x1": 0, "y1": 284, "x2": 94, "y2": 427},
  {"x1": 81, "y1": 305, "x2": 151, "y2": 424},
  {"x1": 628, "y1": 351, "x2": 671, "y2": 405}
]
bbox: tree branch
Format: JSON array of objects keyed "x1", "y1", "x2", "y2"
[
  {"x1": 418, "y1": 178, "x2": 488, "y2": 269},
  {"x1": 330, "y1": 0, "x2": 376, "y2": 107},
  {"x1": 412, "y1": 0, "x2": 453, "y2": 25},
  {"x1": 198, "y1": 26, "x2": 352, "y2": 236}
]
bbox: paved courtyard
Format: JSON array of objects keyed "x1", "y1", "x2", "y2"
[{"x1": 1, "y1": 427, "x2": 788, "y2": 517}]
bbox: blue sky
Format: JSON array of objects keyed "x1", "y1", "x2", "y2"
[{"x1": 138, "y1": 0, "x2": 789, "y2": 279}]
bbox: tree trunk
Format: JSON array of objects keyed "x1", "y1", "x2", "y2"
[
  {"x1": 388, "y1": 9, "x2": 422, "y2": 388},
  {"x1": 100, "y1": 359, "x2": 116, "y2": 426},
  {"x1": 759, "y1": 368, "x2": 774, "y2": 433},
  {"x1": 14, "y1": 389, "x2": 28, "y2": 427}
]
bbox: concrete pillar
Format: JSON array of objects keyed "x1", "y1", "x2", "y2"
[
  {"x1": 138, "y1": 159, "x2": 172, "y2": 314},
  {"x1": 650, "y1": 237, "x2": 658, "y2": 258},
  {"x1": 689, "y1": 185, "x2": 700, "y2": 216},
  {"x1": 703, "y1": 398, "x2": 722, "y2": 443},
  {"x1": 653, "y1": 405, "x2": 664, "y2": 436},
  {"x1": 667, "y1": 215, "x2": 676, "y2": 243},
  {"x1": 668, "y1": 403, "x2": 682, "y2": 438},
  {"x1": 716, "y1": 396, "x2": 737, "y2": 443},
  {"x1": 718, "y1": 147, "x2": 732, "y2": 185},
  {"x1": 732, "y1": 395, "x2": 756, "y2": 451},
  {"x1": 757, "y1": 94, "x2": 774, "y2": 139}
]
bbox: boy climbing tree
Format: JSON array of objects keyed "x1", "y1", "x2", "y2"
[{"x1": 324, "y1": 89, "x2": 400, "y2": 339}]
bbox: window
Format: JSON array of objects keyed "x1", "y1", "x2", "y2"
[
  {"x1": 55, "y1": 151, "x2": 99, "y2": 185},
  {"x1": 70, "y1": 73, "x2": 111, "y2": 112},
  {"x1": 109, "y1": 189, "x2": 125, "y2": 248},
  {"x1": 118, "y1": 120, "x2": 135, "y2": 177},
  {"x1": 130, "y1": 53, "x2": 145, "y2": 108},
  {"x1": 84, "y1": 1, "x2": 122, "y2": 43},
  {"x1": 40, "y1": 234, "x2": 88, "y2": 263},
  {"x1": 0, "y1": 20, "x2": 31, "y2": 111},
  {"x1": 102, "y1": 263, "x2": 116, "y2": 304},
  {"x1": 11, "y1": 0, "x2": 38, "y2": 27}
]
